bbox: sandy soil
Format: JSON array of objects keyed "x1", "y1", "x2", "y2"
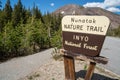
[{"x1": 19, "y1": 58, "x2": 120, "y2": 80}]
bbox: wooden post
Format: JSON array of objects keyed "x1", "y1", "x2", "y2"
[
  {"x1": 64, "y1": 55, "x2": 76, "y2": 80},
  {"x1": 85, "y1": 62, "x2": 96, "y2": 80},
  {"x1": 61, "y1": 49, "x2": 108, "y2": 80}
]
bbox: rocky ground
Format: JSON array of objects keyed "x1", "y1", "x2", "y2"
[{"x1": 19, "y1": 58, "x2": 120, "y2": 80}]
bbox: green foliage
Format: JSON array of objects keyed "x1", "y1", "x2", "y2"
[
  {"x1": 84, "y1": 64, "x2": 87, "y2": 70},
  {"x1": 107, "y1": 26, "x2": 120, "y2": 37},
  {"x1": 22, "y1": 7, "x2": 31, "y2": 24},
  {"x1": 0, "y1": 0, "x2": 2, "y2": 10},
  {"x1": 29, "y1": 19, "x2": 48, "y2": 52},
  {"x1": 4, "y1": 0, "x2": 12, "y2": 23},
  {"x1": 0, "y1": 22, "x2": 14, "y2": 58},
  {"x1": 51, "y1": 47, "x2": 62, "y2": 61},
  {"x1": 51, "y1": 28, "x2": 62, "y2": 48},
  {"x1": 43, "y1": 13, "x2": 62, "y2": 48},
  {"x1": 113, "y1": 26, "x2": 120, "y2": 37},
  {"x1": 12, "y1": 0, "x2": 24, "y2": 27},
  {"x1": 0, "y1": 19, "x2": 49, "y2": 59},
  {"x1": 0, "y1": 11, "x2": 6, "y2": 31},
  {"x1": 0, "y1": 0, "x2": 62, "y2": 60},
  {"x1": 32, "y1": 5, "x2": 42, "y2": 20}
]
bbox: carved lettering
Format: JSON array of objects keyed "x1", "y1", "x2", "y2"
[
  {"x1": 73, "y1": 35, "x2": 89, "y2": 42},
  {"x1": 87, "y1": 26, "x2": 103, "y2": 32},
  {"x1": 83, "y1": 43, "x2": 98, "y2": 51},
  {"x1": 65, "y1": 40, "x2": 81, "y2": 48},
  {"x1": 71, "y1": 18, "x2": 96, "y2": 23}
]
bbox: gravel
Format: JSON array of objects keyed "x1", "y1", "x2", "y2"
[
  {"x1": 0, "y1": 48, "x2": 53, "y2": 80},
  {"x1": 19, "y1": 59, "x2": 120, "y2": 80}
]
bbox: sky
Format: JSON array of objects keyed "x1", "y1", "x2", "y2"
[{"x1": 1, "y1": 0, "x2": 120, "y2": 15}]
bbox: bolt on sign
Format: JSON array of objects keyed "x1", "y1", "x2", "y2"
[{"x1": 62, "y1": 16, "x2": 110, "y2": 57}]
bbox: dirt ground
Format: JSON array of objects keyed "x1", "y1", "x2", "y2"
[{"x1": 19, "y1": 58, "x2": 120, "y2": 80}]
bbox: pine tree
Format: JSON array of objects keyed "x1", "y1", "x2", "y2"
[
  {"x1": 22, "y1": 7, "x2": 32, "y2": 24},
  {"x1": 12, "y1": 0, "x2": 23, "y2": 27},
  {"x1": 0, "y1": 0, "x2": 3, "y2": 31},
  {"x1": 0, "y1": 0, "x2": 2, "y2": 11},
  {"x1": 4, "y1": 0, "x2": 12, "y2": 23},
  {"x1": 35, "y1": 6, "x2": 42, "y2": 19},
  {"x1": 32, "y1": 4, "x2": 43, "y2": 22}
]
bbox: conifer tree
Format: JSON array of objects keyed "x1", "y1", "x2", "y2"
[
  {"x1": 0, "y1": 0, "x2": 2, "y2": 10},
  {"x1": 32, "y1": 4, "x2": 43, "y2": 22},
  {"x1": 22, "y1": 7, "x2": 32, "y2": 24},
  {"x1": 4, "y1": 0, "x2": 12, "y2": 23},
  {"x1": 0, "y1": 12, "x2": 5, "y2": 32},
  {"x1": 12, "y1": 0, "x2": 23, "y2": 27}
]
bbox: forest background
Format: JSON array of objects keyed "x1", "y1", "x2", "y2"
[{"x1": 0, "y1": 0, "x2": 62, "y2": 60}]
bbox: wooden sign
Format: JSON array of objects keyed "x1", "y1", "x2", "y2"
[{"x1": 62, "y1": 16, "x2": 110, "y2": 56}]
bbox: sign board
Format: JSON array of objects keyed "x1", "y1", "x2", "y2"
[{"x1": 62, "y1": 15, "x2": 110, "y2": 56}]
